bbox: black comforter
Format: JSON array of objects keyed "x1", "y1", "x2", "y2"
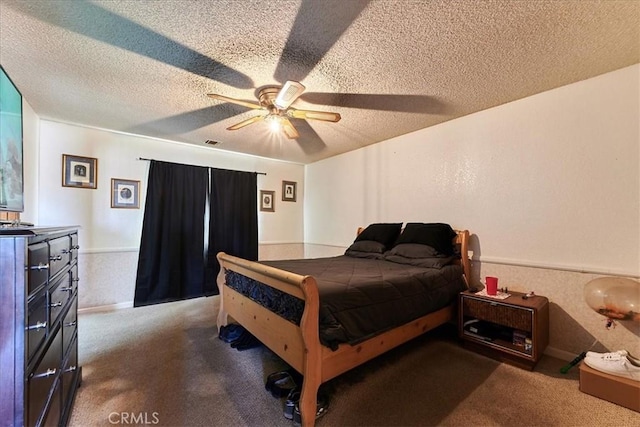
[{"x1": 225, "y1": 255, "x2": 466, "y2": 350}]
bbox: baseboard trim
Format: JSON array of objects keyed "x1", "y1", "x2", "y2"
[
  {"x1": 78, "y1": 301, "x2": 133, "y2": 314},
  {"x1": 544, "y1": 345, "x2": 578, "y2": 362}
]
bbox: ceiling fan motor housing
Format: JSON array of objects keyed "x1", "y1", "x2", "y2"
[{"x1": 258, "y1": 87, "x2": 280, "y2": 107}]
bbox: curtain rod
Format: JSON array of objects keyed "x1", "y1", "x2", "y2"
[{"x1": 137, "y1": 157, "x2": 266, "y2": 176}]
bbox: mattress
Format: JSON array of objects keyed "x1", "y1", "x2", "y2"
[{"x1": 224, "y1": 255, "x2": 466, "y2": 350}]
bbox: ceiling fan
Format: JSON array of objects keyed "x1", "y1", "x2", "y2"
[{"x1": 207, "y1": 81, "x2": 341, "y2": 139}]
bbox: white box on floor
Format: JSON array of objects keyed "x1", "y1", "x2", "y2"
[{"x1": 579, "y1": 362, "x2": 640, "y2": 413}]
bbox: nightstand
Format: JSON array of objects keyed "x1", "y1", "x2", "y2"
[{"x1": 459, "y1": 290, "x2": 549, "y2": 370}]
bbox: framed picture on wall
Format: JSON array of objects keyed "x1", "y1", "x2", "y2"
[
  {"x1": 62, "y1": 154, "x2": 98, "y2": 189},
  {"x1": 111, "y1": 178, "x2": 140, "y2": 209},
  {"x1": 282, "y1": 180, "x2": 297, "y2": 202},
  {"x1": 260, "y1": 190, "x2": 275, "y2": 212}
]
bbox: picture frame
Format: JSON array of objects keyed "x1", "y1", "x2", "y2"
[
  {"x1": 260, "y1": 190, "x2": 275, "y2": 212},
  {"x1": 282, "y1": 180, "x2": 297, "y2": 202},
  {"x1": 62, "y1": 154, "x2": 98, "y2": 189},
  {"x1": 111, "y1": 178, "x2": 140, "y2": 209}
]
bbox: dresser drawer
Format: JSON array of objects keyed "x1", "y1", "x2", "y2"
[
  {"x1": 48, "y1": 236, "x2": 71, "y2": 279},
  {"x1": 61, "y1": 335, "x2": 79, "y2": 405},
  {"x1": 41, "y1": 379, "x2": 61, "y2": 427},
  {"x1": 28, "y1": 242, "x2": 49, "y2": 294},
  {"x1": 70, "y1": 264, "x2": 80, "y2": 294},
  {"x1": 27, "y1": 292, "x2": 49, "y2": 362},
  {"x1": 49, "y1": 274, "x2": 73, "y2": 327},
  {"x1": 461, "y1": 297, "x2": 533, "y2": 332},
  {"x1": 27, "y1": 330, "x2": 62, "y2": 427},
  {"x1": 62, "y1": 297, "x2": 78, "y2": 356},
  {"x1": 70, "y1": 233, "x2": 79, "y2": 261}
]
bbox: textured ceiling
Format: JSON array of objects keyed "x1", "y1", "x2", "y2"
[{"x1": 0, "y1": 0, "x2": 638, "y2": 164}]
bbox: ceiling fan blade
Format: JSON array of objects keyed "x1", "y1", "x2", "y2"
[
  {"x1": 274, "y1": 81, "x2": 306, "y2": 109},
  {"x1": 227, "y1": 115, "x2": 265, "y2": 130},
  {"x1": 207, "y1": 94, "x2": 263, "y2": 110},
  {"x1": 288, "y1": 108, "x2": 341, "y2": 123},
  {"x1": 280, "y1": 118, "x2": 300, "y2": 139}
]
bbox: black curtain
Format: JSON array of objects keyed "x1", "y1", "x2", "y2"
[
  {"x1": 205, "y1": 168, "x2": 258, "y2": 293},
  {"x1": 134, "y1": 161, "x2": 210, "y2": 306}
]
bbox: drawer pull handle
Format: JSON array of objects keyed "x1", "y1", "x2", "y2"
[
  {"x1": 50, "y1": 255, "x2": 63, "y2": 261},
  {"x1": 65, "y1": 366, "x2": 77, "y2": 373},
  {"x1": 32, "y1": 368, "x2": 57, "y2": 379},
  {"x1": 71, "y1": 245, "x2": 80, "y2": 251},
  {"x1": 65, "y1": 321, "x2": 77, "y2": 327},
  {"x1": 50, "y1": 301, "x2": 63, "y2": 308},
  {"x1": 27, "y1": 321, "x2": 47, "y2": 331},
  {"x1": 30, "y1": 262, "x2": 49, "y2": 271},
  {"x1": 61, "y1": 249, "x2": 70, "y2": 254},
  {"x1": 72, "y1": 277, "x2": 80, "y2": 282},
  {"x1": 60, "y1": 287, "x2": 73, "y2": 292}
]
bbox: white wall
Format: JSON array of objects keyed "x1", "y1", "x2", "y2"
[
  {"x1": 304, "y1": 65, "x2": 640, "y2": 356},
  {"x1": 36, "y1": 121, "x2": 305, "y2": 308},
  {"x1": 305, "y1": 65, "x2": 640, "y2": 277}
]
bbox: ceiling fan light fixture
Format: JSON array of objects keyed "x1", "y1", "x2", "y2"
[{"x1": 266, "y1": 115, "x2": 282, "y2": 132}]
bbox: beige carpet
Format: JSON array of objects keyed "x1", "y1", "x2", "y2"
[{"x1": 69, "y1": 297, "x2": 638, "y2": 426}]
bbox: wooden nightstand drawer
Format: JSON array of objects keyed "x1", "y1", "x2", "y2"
[{"x1": 461, "y1": 297, "x2": 532, "y2": 331}]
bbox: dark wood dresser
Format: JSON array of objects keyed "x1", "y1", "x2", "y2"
[{"x1": 0, "y1": 226, "x2": 82, "y2": 427}]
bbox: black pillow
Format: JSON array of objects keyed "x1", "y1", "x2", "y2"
[
  {"x1": 385, "y1": 243, "x2": 440, "y2": 258},
  {"x1": 354, "y1": 223, "x2": 402, "y2": 249},
  {"x1": 346, "y1": 240, "x2": 386, "y2": 254},
  {"x1": 395, "y1": 223, "x2": 457, "y2": 255},
  {"x1": 345, "y1": 241, "x2": 386, "y2": 259}
]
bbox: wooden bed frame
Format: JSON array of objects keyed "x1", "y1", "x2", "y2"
[{"x1": 216, "y1": 229, "x2": 470, "y2": 426}]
